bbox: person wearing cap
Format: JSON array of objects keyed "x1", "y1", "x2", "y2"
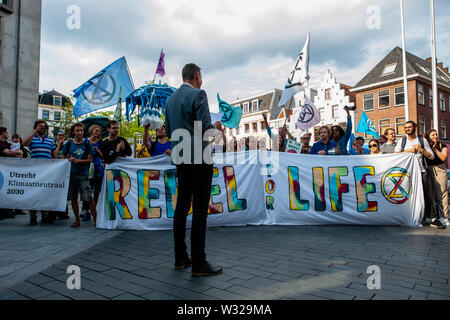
[{"x1": 54, "y1": 130, "x2": 66, "y2": 159}]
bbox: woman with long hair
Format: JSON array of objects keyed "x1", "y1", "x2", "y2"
[
  {"x1": 424, "y1": 129, "x2": 448, "y2": 228},
  {"x1": 368, "y1": 139, "x2": 381, "y2": 155}
]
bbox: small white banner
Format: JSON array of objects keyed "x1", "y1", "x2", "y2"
[{"x1": 0, "y1": 158, "x2": 70, "y2": 211}]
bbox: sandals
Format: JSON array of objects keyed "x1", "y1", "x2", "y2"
[{"x1": 70, "y1": 222, "x2": 81, "y2": 228}]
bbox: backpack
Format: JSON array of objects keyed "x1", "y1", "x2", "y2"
[
  {"x1": 400, "y1": 135, "x2": 428, "y2": 168},
  {"x1": 63, "y1": 139, "x2": 91, "y2": 160},
  {"x1": 400, "y1": 135, "x2": 425, "y2": 151}
]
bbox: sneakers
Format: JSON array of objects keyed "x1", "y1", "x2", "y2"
[
  {"x1": 439, "y1": 218, "x2": 449, "y2": 228},
  {"x1": 430, "y1": 218, "x2": 445, "y2": 229},
  {"x1": 80, "y1": 210, "x2": 88, "y2": 218},
  {"x1": 422, "y1": 218, "x2": 432, "y2": 226},
  {"x1": 81, "y1": 212, "x2": 91, "y2": 221}
]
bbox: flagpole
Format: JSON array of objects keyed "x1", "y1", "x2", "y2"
[
  {"x1": 153, "y1": 49, "x2": 163, "y2": 84},
  {"x1": 430, "y1": 0, "x2": 438, "y2": 130},
  {"x1": 400, "y1": 0, "x2": 409, "y2": 122}
]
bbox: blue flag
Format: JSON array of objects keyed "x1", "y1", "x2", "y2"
[
  {"x1": 217, "y1": 94, "x2": 242, "y2": 129},
  {"x1": 356, "y1": 111, "x2": 379, "y2": 138},
  {"x1": 73, "y1": 57, "x2": 134, "y2": 118}
]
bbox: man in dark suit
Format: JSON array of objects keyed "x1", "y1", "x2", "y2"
[{"x1": 165, "y1": 63, "x2": 223, "y2": 277}]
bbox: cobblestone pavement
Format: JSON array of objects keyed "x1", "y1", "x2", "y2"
[{"x1": 1, "y1": 214, "x2": 449, "y2": 300}]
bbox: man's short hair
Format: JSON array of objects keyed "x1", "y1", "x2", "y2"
[
  {"x1": 0, "y1": 127, "x2": 7, "y2": 135},
  {"x1": 405, "y1": 120, "x2": 417, "y2": 128},
  {"x1": 107, "y1": 120, "x2": 119, "y2": 129},
  {"x1": 355, "y1": 136, "x2": 365, "y2": 141},
  {"x1": 70, "y1": 122, "x2": 85, "y2": 135},
  {"x1": 182, "y1": 63, "x2": 201, "y2": 81},
  {"x1": 34, "y1": 120, "x2": 47, "y2": 129},
  {"x1": 384, "y1": 128, "x2": 395, "y2": 136}
]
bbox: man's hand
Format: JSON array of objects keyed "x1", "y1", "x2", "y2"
[
  {"x1": 116, "y1": 141, "x2": 125, "y2": 152},
  {"x1": 214, "y1": 121, "x2": 223, "y2": 132},
  {"x1": 164, "y1": 149, "x2": 171, "y2": 155},
  {"x1": 69, "y1": 157, "x2": 77, "y2": 163},
  {"x1": 318, "y1": 150, "x2": 327, "y2": 155},
  {"x1": 413, "y1": 144, "x2": 424, "y2": 154}
]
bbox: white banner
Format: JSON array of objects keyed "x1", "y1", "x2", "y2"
[
  {"x1": 97, "y1": 151, "x2": 424, "y2": 230},
  {"x1": 0, "y1": 158, "x2": 70, "y2": 212}
]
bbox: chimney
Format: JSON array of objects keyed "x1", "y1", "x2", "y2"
[
  {"x1": 437, "y1": 62, "x2": 443, "y2": 69},
  {"x1": 426, "y1": 57, "x2": 432, "y2": 63}
]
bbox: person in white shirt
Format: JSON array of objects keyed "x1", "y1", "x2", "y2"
[{"x1": 395, "y1": 120, "x2": 434, "y2": 226}]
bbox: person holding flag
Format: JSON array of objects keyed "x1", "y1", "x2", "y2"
[{"x1": 331, "y1": 106, "x2": 353, "y2": 155}]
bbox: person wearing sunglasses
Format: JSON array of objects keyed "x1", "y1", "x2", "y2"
[
  {"x1": 300, "y1": 133, "x2": 312, "y2": 154},
  {"x1": 368, "y1": 139, "x2": 381, "y2": 155}
]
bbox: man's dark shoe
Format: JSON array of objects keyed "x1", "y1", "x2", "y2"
[
  {"x1": 29, "y1": 217, "x2": 37, "y2": 226},
  {"x1": 192, "y1": 261, "x2": 223, "y2": 277},
  {"x1": 174, "y1": 256, "x2": 192, "y2": 270}
]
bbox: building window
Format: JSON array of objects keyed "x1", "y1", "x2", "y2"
[
  {"x1": 324, "y1": 89, "x2": 331, "y2": 100},
  {"x1": 379, "y1": 119, "x2": 391, "y2": 135},
  {"x1": 244, "y1": 124, "x2": 249, "y2": 133},
  {"x1": 319, "y1": 107, "x2": 325, "y2": 120},
  {"x1": 429, "y1": 88, "x2": 433, "y2": 107},
  {"x1": 363, "y1": 93, "x2": 374, "y2": 111},
  {"x1": 381, "y1": 63, "x2": 397, "y2": 76},
  {"x1": 54, "y1": 112, "x2": 61, "y2": 121},
  {"x1": 418, "y1": 115, "x2": 425, "y2": 135},
  {"x1": 439, "y1": 92, "x2": 445, "y2": 111},
  {"x1": 378, "y1": 90, "x2": 390, "y2": 109},
  {"x1": 395, "y1": 117, "x2": 406, "y2": 136},
  {"x1": 394, "y1": 87, "x2": 404, "y2": 106},
  {"x1": 243, "y1": 102, "x2": 250, "y2": 114},
  {"x1": 252, "y1": 122, "x2": 257, "y2": 132},
  {"x1": 417, "y1": 84, "x2": 424, "y2": 105},
  {"x1": 332, "y1": 105, "x2": 339, "y2": 118},
  {"x1": 260, "y1": 121, "x2": 266, "y2": 130},
  {"x1": 53, "y1": 96, "x2": 62, "y2": 106},
  {"x1": 314, "y1": 127, "x2": 320, "y2": 142},
  {"x1": 42, "y1": 110, "x2": 50, "y2": 120},
  {"x1": 0, "y1": 0, "x2": 13, "y2": 13},
  {"x1": 252, "y1": 100, "x2": 259, "y2": 112},
  {"x1": 441, "y1": 121, "x2": 447, "y2": 139}
]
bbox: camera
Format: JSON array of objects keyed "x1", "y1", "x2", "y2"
[{"x1": 344, "y1": 105, "x2": 356, "y2": 111}]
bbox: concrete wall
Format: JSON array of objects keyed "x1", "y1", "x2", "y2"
[{"x1": 0, "y1": 0, "x2": 42, "y2": 136}]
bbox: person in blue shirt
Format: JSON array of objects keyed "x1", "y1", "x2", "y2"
[
  {"x1": 331, "y1": 106, "x2": 352, "y2": 155},
  {"x1": 310, "y1": 126, "x2": 337, "y2": 155},
  {"x1": 349, "y1": 136, "x2": 370, "y2": 155},
  {"x1": 143, "y1": 124, "x2": 172, "y2": 157},
  {"x1": 62, "y1": 122, "x2": 96, "y2": 228}
]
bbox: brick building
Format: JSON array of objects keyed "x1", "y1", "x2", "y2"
[{"x1": 350, "y1": 47, "x2": 450, "y2": 142}]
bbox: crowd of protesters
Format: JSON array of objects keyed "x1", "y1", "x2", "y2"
[{"x1": 0, "y1": 113, "x2": 448, "y2": 229}]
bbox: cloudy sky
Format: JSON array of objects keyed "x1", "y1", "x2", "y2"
[{"x1": 39, "y1": 0, "x2": 450, "y2": 112}]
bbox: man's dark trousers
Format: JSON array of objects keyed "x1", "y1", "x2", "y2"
[{"x1": 173, "y1": 164, "x2": 213, "y2": 266}]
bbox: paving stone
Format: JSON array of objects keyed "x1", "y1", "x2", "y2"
[
  {"x1": 112, "y1": 293, "x2": 146, "y2": 300},
  {"x1": 26, "y1": 273, "x2": 54, "y2": 286}
]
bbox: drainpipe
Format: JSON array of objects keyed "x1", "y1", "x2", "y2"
[{"x1": 13, "y1": 0, "x2": 22, "y2": 134}]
